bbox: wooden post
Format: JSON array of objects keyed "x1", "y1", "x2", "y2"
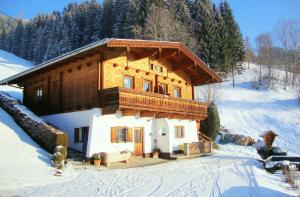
[{"x1": 192, "y1": 84, "x2": 195, "y2": 100}]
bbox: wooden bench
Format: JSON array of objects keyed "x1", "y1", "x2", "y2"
[{"x1": 102, "y1": 151, "x2": 131, "y2": 167}]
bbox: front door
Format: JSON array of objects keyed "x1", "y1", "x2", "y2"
[{"x1": 134, "y1": 128, "x2": 143, "y2": 156}]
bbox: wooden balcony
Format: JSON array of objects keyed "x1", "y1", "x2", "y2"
[{"x1": 99, "y1": 87, "x2": 208, "y2": 120}]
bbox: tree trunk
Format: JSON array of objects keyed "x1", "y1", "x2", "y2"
[{"x1": 232, "y1": 65, "x2": 235, "y2": 88}]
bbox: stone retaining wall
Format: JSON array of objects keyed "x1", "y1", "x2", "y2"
[{"x1": 0, "y1": 92, "x2": 68, "y2": 153}]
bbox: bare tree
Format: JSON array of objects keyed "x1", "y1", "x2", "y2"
[
  {"x1": 274, "y1": 20, "x2": 293, "y2": 90},
  {"x1": 142, "y1": 5, "x2": 198, "y2": 52},
  {"x1": 244, "y1": 36, "x2": 255, "y2": 69},
  {"x1": 196, "y1": 83, "x2": 221, "y2": 103},
  {"x1": 255, "y1": 33, "x2": 274, "y2": 88},
  {"x1": 287, "y1": 20, "x2": 300, "y2": 86}
]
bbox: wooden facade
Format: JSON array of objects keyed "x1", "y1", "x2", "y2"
[{"x1": 2, "y1": 39, "x2": 221, "y2": 120}]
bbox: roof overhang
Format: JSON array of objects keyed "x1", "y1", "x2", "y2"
[{"x1": 0, "y1": 38, "x2": 222, "y2": 86}]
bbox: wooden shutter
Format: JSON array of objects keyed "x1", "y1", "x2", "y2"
[
  {"x1": 111, "y1": 127, "x2": 117, "y2": 143},
  {"x1": 74, "y1": 128, "x2": 79, "y2": 143},
  {"x1": 127, "y1": 128, "x2": 133, "y2": 142}
]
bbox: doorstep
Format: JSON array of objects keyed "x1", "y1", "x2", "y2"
[
  {"x1": 107, "y1": 156, "x2": 169, "y2": 169},
  {"x1": 170, "y1": 153, "x2": 213, "y2": 160}
]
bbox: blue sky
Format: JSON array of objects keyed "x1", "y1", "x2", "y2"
[{"x1": 1, "y1": 0, "x2": 300, "y2": 46}]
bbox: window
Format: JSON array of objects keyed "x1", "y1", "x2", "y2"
[
  {"x1": 74, "y1": 127, "x2": 89, "y2": 143},
  {"x1": 143, "y1": 80, "x2": 152, "y2": 92},
  {"x1": 124, "y1": 76, "x2": 134, "y2": 89},
  {"x1": 158, "y1": 84, "x2": 168, "y2": 95},
  {"x1": 160, "y1": 66, "x2": 163, "y2": 73},
  {"x1": 35, "y1": 88, "x2": 43, "y2": 102},
  {"x1": 74, "y1": 128, "x2": 83, "y2": 143},
  {"x1": 150, "y1": 64, "x2": 154, "y2": 70},
  {"x1": 173, "y1": 87, "x2": 181, "y2": 98},
  {"x1": 175, "y1": 126, "x2": 184, "y2": 138},
  {"x1": 111, "y1": 127, "x2": 133, "y2": 143}
]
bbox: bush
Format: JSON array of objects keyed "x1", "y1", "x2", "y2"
[
  {"x1": 52, "y1": 152, "x2": 64, "y2": 169},
  {"x1": 257, "y1": 146, "x2": 287, "y2": 159},
  {"x1": 200, "y1": 102, "x2": 220, "y2": 141},
  {"x1": 55, "y1": 146, "x2": 67, "y2": 160}
]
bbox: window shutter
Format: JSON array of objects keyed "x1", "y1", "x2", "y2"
[
  {"x1": 74, "y1": 128, "x2": 79, "y2": 143},
  {"x1": 111, "y1": 127, "x2": 117, "y2": 143},
  {"x1": 127, "y1": 128, "x2": 133, "y2": 142}
]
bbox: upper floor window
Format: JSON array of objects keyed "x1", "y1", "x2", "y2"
[
  {"x1": 175, "y1": 126, "x2": 184, "y2": 138},
  {"x1": 158, "y1": 83, "x2": 168, "y2": 95},
  {"x1": 173, "y1": 87, "x2": 181, "y2": 98},
  {"x1": 35, "y1": 88, "x2": 43, "y2": 102},
  {"x1": 124, "y1": 76, "x2": 134, "y2": 89},
  {"x1": 143, "y1": 80, "x2": 152, "y2": 92}
]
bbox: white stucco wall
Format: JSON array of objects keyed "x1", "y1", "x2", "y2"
[
  {"x1": 42, "y1": 109, "x2": 96, "y2": 152},
  {"x1": 43, "y1": 108, "x2": 199, "y2": 158}
]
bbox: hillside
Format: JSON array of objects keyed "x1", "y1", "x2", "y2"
[
  {"x1": 215, "y1": 64, "x2": 300, "y2": 155},
  {"x1": 0, "y1": 49, "x2": 33, "y2": 81}
]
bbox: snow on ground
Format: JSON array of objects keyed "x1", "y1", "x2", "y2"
[
  {"x1": 0, "y1": 106, "x2": 55, "y2": 190},
  {"x1": 0, "y1": 49, "x2": 33, "y2": 81},
  {"x1": 0, "y1": 49, "x2": 33, "y2": 101},
  {"x1": 198, "y1": 63, "x2": 300, "y2": 155},
  {"x1": 1, "y1": 144, "x2": 296, "y2": 197}
]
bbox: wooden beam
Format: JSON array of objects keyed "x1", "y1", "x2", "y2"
[
  {"x1": 192, "y1": 75, "x2": 212, "y2": 85},
  {"x1": 122, "y1": 109, "x2": 139, "y2": 116},
  {"x1": 140, "y1": 111, "x2": 156, "y2": 118},
  {"x1": 155, "y1": 49, "x2": 177, "y2": 60},
  {"x1": 172, "y1": 61, "x2": 194, "y2": 71},
  {"x1": 135, "y1": 49, "x2": 158, "y2": 60}
]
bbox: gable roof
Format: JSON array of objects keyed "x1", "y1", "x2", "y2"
[{"x1": 0, "y1": 38, "x2": 221, "y2": 86}]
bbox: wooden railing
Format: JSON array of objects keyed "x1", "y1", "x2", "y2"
[{"x1": 100, "y1": 87, "x2": 208, "y2": 119}]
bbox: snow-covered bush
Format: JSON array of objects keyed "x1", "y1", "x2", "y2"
[
  {"x1": 200, "y1": 102, "x2": 220, "y2": 141},
  {"x1": 55, "y1": 146, "x2": 67, "y2": 160},
  {"x1": 52, "y1": 152, "x2": 64, "y2": 169}
]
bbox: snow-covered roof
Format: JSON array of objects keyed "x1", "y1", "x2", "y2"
[{"x1": 259, "y1": 130, "x2": 278, "y2": 137}]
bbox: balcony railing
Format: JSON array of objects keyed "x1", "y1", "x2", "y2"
[{"x1": 100, "y1": 87, "x2": 208, "y2": 120}]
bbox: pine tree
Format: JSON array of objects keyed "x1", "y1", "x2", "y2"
[
  {"x1": 100, "y1": 0, "x2": 116, "y2": 38},
  {"x1": 11, "y1": 19, "x2": 24, "y2": 56},
  {"x1": 191, "y1": 0, "x2": 215, "y2": 66}
]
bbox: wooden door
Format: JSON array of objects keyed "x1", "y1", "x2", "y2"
[
  {"x1": 134, "y1": 128, "x2": 143, "y2": 156},
  {"x1": 82, "y1": 127, "x2": 89, "y2": 158}
]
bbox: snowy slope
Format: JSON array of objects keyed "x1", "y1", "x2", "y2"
[
  {"x1": 208, "y1": 64, "x2": 300, "y2": 155},
  {"x1": 0, "y1": 49, "x2": 33, "y2": 81},
  {"x1": 0, "y1": 107, "x2": 55, "y2": 190},
  {"x1": 0, "y1": 49, "x2": 33, "y2": 101}
]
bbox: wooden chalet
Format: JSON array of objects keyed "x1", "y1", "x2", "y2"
[{"x1": 1, "y1": 38, "x2": 221, "y2": 159}]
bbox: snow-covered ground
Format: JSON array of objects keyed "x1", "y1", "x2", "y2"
[
  {"x1": 214, "y1": 64, "x2": 300, "y2": 155},
  {"x1": 0, "y1": 52, "x2": 299, "y2": 196},
  {"x1": 0, "y1": 49, "x2": 33, "y2": 81}
]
